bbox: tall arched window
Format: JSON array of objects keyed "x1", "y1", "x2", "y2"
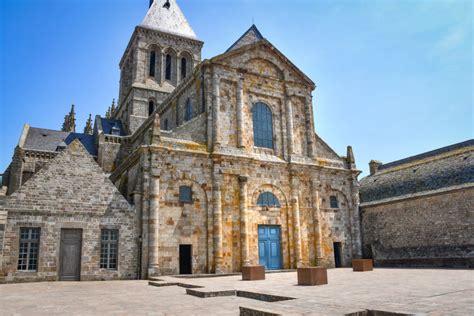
[
  {"x1": 257, "y1": 192, "x2": 281, "y2": 208},
  {"x1": 181, "y1": 58, "x2": 187, "y2": 80},
  {"x1": 149, "y1": 51, "x2": 156, "y2": 77},
  {"x1": 252, "y1": 102, "x2": 273, "y2": 149},
  {"x1": 165, "y1": 54, "x2": 172, "y2": 80},
  {"x1": 148, "y1": 100, "x2": 155, "y2": 116},
  {"x1": 184, "y1": 98, "x2": 192, "y2": 121}
]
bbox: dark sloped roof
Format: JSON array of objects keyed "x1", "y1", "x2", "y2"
[
  {"x1": 360, "y1": 140, "x2": 474, "y2": 203},
  {"x1": 23, "y1": 127, "x2": 97, "y2": 156},
  {"x1": 226, "y1": 24, "x2": 264, "y2": 52},
  {"x1": 100, "y1": 118, "x2": 126, "y2": 136}
]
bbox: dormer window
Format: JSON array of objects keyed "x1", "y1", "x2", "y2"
[{"x1": 111, "y1": 124, "x2": 120, "y2": 136}]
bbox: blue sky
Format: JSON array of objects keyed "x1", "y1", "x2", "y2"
[{"x1": 0, "y1": 0, "x2": 472, "y2": 176}]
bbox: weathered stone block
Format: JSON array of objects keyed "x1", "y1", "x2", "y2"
[
  {"x1": 242, "y1": 265, "x2": 265, "y2": 281},
  {"x1": 297, "y1": 267, "x2": 327, "y2": 286}
]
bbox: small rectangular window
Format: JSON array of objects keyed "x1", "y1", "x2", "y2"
[
  {"x1": 179, "y1": 186, "x2": 192, "y2": 203},
  {"x1": 100, "y1": 229, "x2": 118, "y2": 270},
  {"x1": 18, "y1": 227, "x2": 40, "y2": 271},
  {"x1": 330, "y1": 195, "x2": 339, "y2": 208}
]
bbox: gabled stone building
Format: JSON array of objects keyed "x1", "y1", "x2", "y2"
[
  {"x1": 1, "y1": 0, "x2": 362, "y2": 281},
  {"x1": 360, "y1": 140, "x2": 474, "y2": 268}
]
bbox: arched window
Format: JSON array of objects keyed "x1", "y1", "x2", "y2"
[
  {"x1": 181, "y1": 57, "x2": 187, "y2": 80},
  {"x1": 252, "y1": 102, "x2": 273, "y2": 149},
  {"x1": 148, "y1": 100, "x2": 155, "y2": 116},
  {"x1": 149, "y1": 51, "x2": 156, "y2": 77},
  {"x1": 257, "y1": 192, "x2": 281, "y2": 208},
  {"x1": 184, "y1": 98, "x2": 192, "y2": 121},
  {"x1": 163, "y1": 119, "x2": 169, "y2": 131},
  {"x1": 165, "y1": 54, "x2": 172, "y2": 80}
]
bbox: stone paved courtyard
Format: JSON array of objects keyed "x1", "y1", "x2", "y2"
[{"x1": 0, "y1": 268, "x2": 473, "y2": 315}]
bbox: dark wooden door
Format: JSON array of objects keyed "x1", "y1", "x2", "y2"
[
  {"x1": 60, "y1": 229, "x2": 82, "y2": 281},
  {"x1": 179, "y1": 245, "x2": 192, "y2": 274},
  {"x1": 334, "y1": 242, "x2": 342, "y2": 268}
]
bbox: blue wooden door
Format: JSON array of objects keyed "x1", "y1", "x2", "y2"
[{"x1": 258, "y1": 225, "x2": 282, "y2": 270}]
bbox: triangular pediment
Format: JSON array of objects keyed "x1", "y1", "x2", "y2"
[
  {"x1": 2, "y1": 140, "x2": 132, "y2": 214},
  {"x1": 213, "y1": 39, "x2": 315, "y2": 88},
  {"x1": 226, "y1": 24, "x2": 264, "y2": 52}
]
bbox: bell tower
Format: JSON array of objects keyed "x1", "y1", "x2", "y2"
[{"x1": 115, "y1": 0, "x2": 203, "y2": 134}]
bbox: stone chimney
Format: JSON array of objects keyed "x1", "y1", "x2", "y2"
[{"x1": 369, "y1": 160, "x2": 383, "y2": 175}]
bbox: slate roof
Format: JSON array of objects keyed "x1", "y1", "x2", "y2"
[
  {"x1": 360, "y1": 140, "x2": 474, "y2": 203},
  {"x1": 226, "y1": 24, "x2": 264, "y2": 52},
  {"x1": 23, "y1": 127, "x2": 97, "y2": 156},
  {"x1": 100, "y1": 118, "x2": 126, "y2": 136},
  {"x1": 141, "y1": 0, "x2": 197, "y2": 40}
]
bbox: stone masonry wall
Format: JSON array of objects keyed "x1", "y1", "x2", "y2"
[
  {"x1": 361, "y1": 187, "x2": 474, "y2": 268},
  {"x1": 0, "y1": 140, "x2": 138, "y2": 282}
]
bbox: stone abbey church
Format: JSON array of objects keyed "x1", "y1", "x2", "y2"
[{"x1": 0, "y1": 0, "x2": 363, "y2": 282}]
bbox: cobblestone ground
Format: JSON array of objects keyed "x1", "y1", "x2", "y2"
[{"x1": 0, "y1": 268, "x2": 473, "y2": 315}]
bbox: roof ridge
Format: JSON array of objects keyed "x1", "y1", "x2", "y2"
[{"x1": 379, "y1": 139, "x2": 473, "y2": 171}]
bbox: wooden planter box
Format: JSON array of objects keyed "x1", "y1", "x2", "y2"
[
  {"x1": 242, "y1": 265, "x2": 265, "y2": 281},
  {"x1": 297, "y1": 267, "x2": 328, "y2": 286},
  {"x1": 352, "y1": 259, "x2": 373, "y2": 272}
]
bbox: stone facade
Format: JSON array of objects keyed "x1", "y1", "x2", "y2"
[
  {"x1": 0, "y1": 141, "x2": 137, "y2": 282},
  {"x1": 360, "y1": 140, "x2": 474, "y2": 268},
  {"x1": 1, "y1": 0, "x2": 362, "y2": 281}
]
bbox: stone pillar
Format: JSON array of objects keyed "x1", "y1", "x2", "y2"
[
  {"x1": 290, "y1": 173, "x2": 303, "y2": 267},
  {"x1": 350, "y1": 176, "x2": 363, "y2": 258},
  {"x1": 238, "y1": 176, "x2": 250, "y2": 266},
  {"x1": 304, "y1": 95, "x2": 315, "y2": 158},
  {"x1": 212, "y1": 71, "x2": 221, "y2": 148},
  {"x1": 132, "y1": 190, "x2": 143, "y2": 278},
  {"x1": 236, "y1": 77, "x2": 245, "y2": 148},
  {"x1": 285, "y1": 95, "x2": 294, "y2": 159},
  {"x1": 213, "y1": 177, "x2": 224, "y2": 273},
  {"x1": 148, "y1": 170, "x2": 160, "y2": 276},
  {"x1": 311, "y1": 179, "x2": 323, "y2": 265}
]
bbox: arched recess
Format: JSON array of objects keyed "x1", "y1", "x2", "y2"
[
  {"x1": 163, "y1": 48, "x2": 178, "y2": 85},
  {"x1": 148, "y1": 99, "x2": 156, "y2": 116},
  {"x1": 178, "y1": 51, "x2": 193, "y2": 82},
  {"x1": 161, "y1": 177, "x2": 209, "y2": 274},
  {"x1": 252, "y1": 102, "x2": 274, "y2": 149},
  {"x1": 250, "y1": 184, "x2": 291, "y2": 268},
  {"x1": 147, "y1": 44, "x2": 162, "y2": 82}
]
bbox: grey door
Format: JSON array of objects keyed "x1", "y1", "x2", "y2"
[{"x1": 59, "y1": 229, "x2": 82, "y2": 281}]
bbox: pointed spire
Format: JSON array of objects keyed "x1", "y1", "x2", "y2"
[
  {"x1": 105, "y1": 106, "x2": 111, "y2": 119},
  {"x1": 110, "y1": 99, "x2": 116, "y2": 116},
  {"x1": 141, "y1": 0, "x2": 197, "y2": 39},
  {"x1": 61, "y1": 104, "x2": 76, "y2": 132},
  {"x1": 84, "y1": 114, "x2": 93, "y2": 135}
]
